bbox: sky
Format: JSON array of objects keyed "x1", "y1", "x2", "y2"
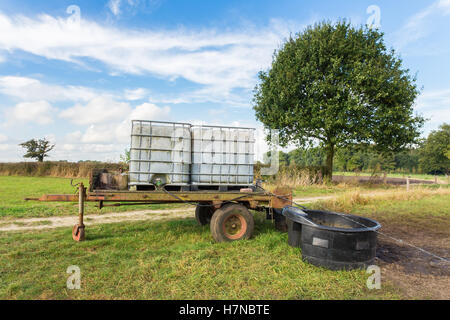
[{"x1": 0, "y1": 0, "x2": 449, "y2": 162}]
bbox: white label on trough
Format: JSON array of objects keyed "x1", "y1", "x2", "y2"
[
  {"x1": 312, "y1": 237, "x2": 329, "y2": 248},
  {"x1": 356, "y1": 241, "x2": 370, "y2": 250}
]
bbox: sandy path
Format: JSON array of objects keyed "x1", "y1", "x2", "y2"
[
  {"x1": 0, "y1": 208, "x2": 195, "y2": 232},
  {"x1": 0, "y1": 190, "x2": 413, "y2": 232}
]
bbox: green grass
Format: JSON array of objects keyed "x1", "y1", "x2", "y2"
[
  {"x1": 293, "y1": 185, "x2": 348, "y2": 198},
  {"x1": 0, "y1": 175, "x2": 396, "y2": 219},
  {"x1": 0, "y1": 176, "x2": 410, "y2": 219},
  {"x1": 292, "y1": 183, "x2": 397, "y2": 198},
  {"x1": 0, "y1": 211, "x2": 400, "y2": 300},
  {"x1": 0, "y1": 176, "x2": 187, "y2": 219},
  {"x1": 1, "y1": 175, "x2": 448, "y2": 300}
]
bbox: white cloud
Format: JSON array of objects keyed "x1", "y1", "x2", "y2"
[
  {"x1": 64, "y1": 131, "x2": 82, "y2": 142},
  {"x1": 415, "y1": 89, "x2": 450, "y2": 126},
  {"x1": 81, "y1": 102, "x2": 170, "y2": 144},
  {"x1": 108, "y1": 0, "x2": 122, "y2": 16},
  {"x1": 8, "y1": 100, "x2": 55, "y2": 125},
  {"x1": 0, "y1": 10, "x2": 306, "y2": 162},
  {"x1": 124, "y1": 88, "x2": 148, "y2": 101},
  {"x1": 0, "y1": 143, "x2": 25, "y2": 161},
  {"x1": 394, "y1": 0, "x2": 450, "y2": 49},
  {"x1": 81, "y1": 124, "x2": 118, "y2": 143},
  {"x1": 49, "y1": 142, "x2": 122, "y2": 162},
  {"x1": 0, "y1": 80, "x2": 171, "y2": 161},
  {"x1": 59, "y1": 96, "x2": 131, "y2": 125},
  {"x1": 0, "y1": 12, "x2": 297, "y2": 96},
  {"x1": 149, "y1": 85, "x2": 250, "y2": 107},
  {"x1": 60, "y1": 100, "x2": 170, "y2": 145},
  {"x1": 128, "y1": 102, "x2": 170, "y2": 121},
  {"x1": 0, "y1": 76, "x2": 100, "y2": 102},
  {"x1": 61, "y1": 143, "x2": 77, "y2": 151}
]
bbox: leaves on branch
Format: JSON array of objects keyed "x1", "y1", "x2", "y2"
[{"x1": 19, "y1": 138, "x2": 55, "y2": 162}]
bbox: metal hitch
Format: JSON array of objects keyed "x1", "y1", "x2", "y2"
[{"x1": 72, "y1": 182, "x2": 86, "y2": 242}]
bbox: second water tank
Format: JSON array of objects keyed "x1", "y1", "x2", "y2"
[{"x1": 191, "y1": 125, "x2": 255, "y2": 185}]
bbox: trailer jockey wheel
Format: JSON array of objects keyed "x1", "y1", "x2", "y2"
[
  {"x1": 195, "y1": 203, "x2": 214, "y2": 225},
  {"x1": 72, "y1": 224, "x2": 85, "y2": 242},
  {"x1": 210, "y1": 203, "x2": 254, "y2": 242}
]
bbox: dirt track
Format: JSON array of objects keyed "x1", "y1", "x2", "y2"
[
  {"x1": 333, "y1": 175, "x2": 437, "y2": 185},
  {"x1": 375, "y1": 223, "x2": 450, "y2": 299},
  {"x1": 0, "y1": 208, "x2": 196, "y2": 232},
  {"x1": 0, "y1": 191, "x2": 414, "y2": 232},
  {"x1": 0, "y1": 195, "x2": 340, "y2": 232}
]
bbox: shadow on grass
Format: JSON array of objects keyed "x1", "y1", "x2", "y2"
[{"x1": 83, "y1": 213, "x2": 279, "y2": 243}]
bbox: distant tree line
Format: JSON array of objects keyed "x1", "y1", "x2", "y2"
[{"x1": 267, "y1": 123, "x2": 449, "y2": 176}]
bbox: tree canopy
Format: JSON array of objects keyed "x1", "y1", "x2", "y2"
[
  {"x1": 419, "y1": 123, "x2": 450, "y2": 175},
  {"x1": 253, "y1": 21, "x2": 424, "y2": 180},
  {"x1": 19, "y1": 138, "x2": 55, "y2": 162}
]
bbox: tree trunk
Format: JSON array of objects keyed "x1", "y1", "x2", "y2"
[{"x1": 324, "y1": 144, "x2": 335, "y2": 183}]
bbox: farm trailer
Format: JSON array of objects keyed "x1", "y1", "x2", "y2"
[{"x1": 26, "y1": 179, "x2": 292, "y2": 242}]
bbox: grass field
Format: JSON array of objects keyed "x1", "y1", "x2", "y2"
[
  {"x1": 0, "y1": 176, "x2": 386, "y2": 219},
  {"x1": 0, "y1": 210, "x2": 401, "y2": 300},
  {"x1": 0, "y1": 176, "x2": 188, "y2": 219},
  {"x1": 291, "y1": 183, "x2": 398, "y2": 198},
  {"x1": 0, "y1": 176, "x2": 448, "y2": 299},
  {"x1": 311, "y1": 188, "x2": 450, "y2": 234}
]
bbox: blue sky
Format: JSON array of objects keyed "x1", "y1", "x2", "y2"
[{"x1": 0, "y1": 0, "x2": 449, "y2": 162}]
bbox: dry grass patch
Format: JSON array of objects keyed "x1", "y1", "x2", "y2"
[
  {"x1": 313, "y1": 187, "x2": 450, "y2": 213},
  {"x1": 262, "y1": 166, "x2": 323, "y2": 188}
]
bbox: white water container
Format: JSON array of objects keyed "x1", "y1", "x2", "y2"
[
  {"x1": 129, "y1": 120, "x2": 191, "y2": 186},
  {"x1": 191, "y1": 125, "x2": 255, "y2": 185}
]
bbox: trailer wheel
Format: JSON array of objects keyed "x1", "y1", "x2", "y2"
[
  {"x1": 72, "y1": 224, "x2": 85, "y2": 242},
  {"x1": 195, "y1": 203, "x2": 214, "y2": 225},
  {"x1": 210, "y1": 203, "x2": 254, "y2": 242}
]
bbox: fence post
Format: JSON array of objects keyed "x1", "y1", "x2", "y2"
[{"x1": 406, "y1": 176, "x2": 410, "y2": 192}]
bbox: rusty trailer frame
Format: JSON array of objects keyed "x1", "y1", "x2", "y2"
[{"x1": 26, "y1": 182, "x2": 292, "y2": 242}]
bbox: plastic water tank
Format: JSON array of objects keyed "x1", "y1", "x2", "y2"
[
  {"x1": 191, "y1": 125, "x2": 255, "y2": 186},
  {"x1": 129, "y1": 120, "x2": 191, "y2": 187}
]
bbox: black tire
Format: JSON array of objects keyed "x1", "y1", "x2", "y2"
[
  {"x1": 195, "y1": 203, "x2": 214, "y2": 225},
  {"x1": 210, "y1": 203, "x2": 254, "y2": 242}
]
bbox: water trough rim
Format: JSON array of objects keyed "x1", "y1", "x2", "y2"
[{"x1": 282, "y1": 206, "x2": 382, "y2": 233}]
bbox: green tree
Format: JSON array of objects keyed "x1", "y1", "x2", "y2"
[
  {"x1": 334, "y1": 146, "x2": 372, "y2": 172},
  {"x1": 19, "y1": 138, "x2": 55, "y2": 162},
  {"x1": 288, "y1": 147, "x2": 325, "y2": 166},
  {"x1": 264, "y1": 151, "x2": 290, "y2": 166},
  {"x1": 394, "y1": 148, "x2": 420, "y2": 173},
  {"x1": 120, "y1": 148, "x2": 131, "y2": 164},
  {"x1": 369, "y1": 151, "x2": 396, "y2": 182},
  {"x1": 419, "y1": 124, "x2": 450, "y2": 175},
  {"x1": 253, "y1": 21, "x2": 424, "y2": 181}
]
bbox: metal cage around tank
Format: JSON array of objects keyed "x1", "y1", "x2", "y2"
[
  {"x1": 191, "y1": 124, "x2": 255, "y2": 186},
  {"x1": 129, "y1": 120, "x2": 192, "y2": 187}
]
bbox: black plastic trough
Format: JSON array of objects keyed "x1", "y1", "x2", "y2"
[{"x1": 282, "y1": 206, "x2": 381, "y2": 270}]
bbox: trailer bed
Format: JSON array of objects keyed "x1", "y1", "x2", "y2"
[{"x1": 26, "y1": 182, "x2": 292, "y2": 242}]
